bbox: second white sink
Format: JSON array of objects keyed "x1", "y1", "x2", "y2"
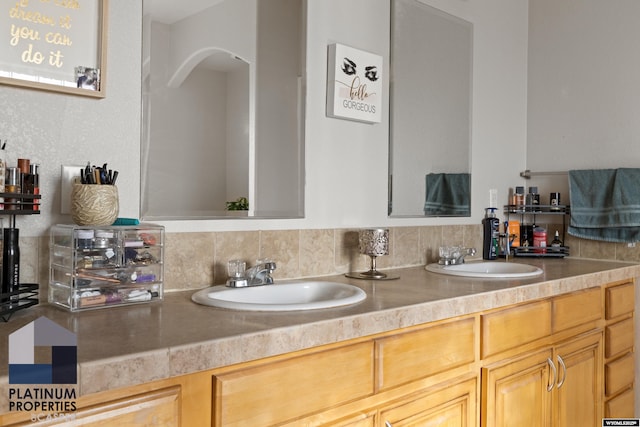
[
  {"x1": 425, "y1": 261, "x2": 543, "y2": 278},
  {"x1": 192, "y1": 281, "x2": 366, "y2": 311}
]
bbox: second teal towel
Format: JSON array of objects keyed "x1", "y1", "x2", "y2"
[{"x1": 568, "y1": 168, "x2": 640, "y2": 242}]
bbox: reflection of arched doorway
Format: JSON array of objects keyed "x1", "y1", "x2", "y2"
[
  {"x1": 143, "y1": 44, "x2": 250, "y2": 217},
  {"x1": 167, "y1": 48, "x2": 247, "y2": 88}
]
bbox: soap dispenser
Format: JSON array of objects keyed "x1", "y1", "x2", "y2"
[{"x1": 482, "y1": 208, "x2": 499, "y2": 260}]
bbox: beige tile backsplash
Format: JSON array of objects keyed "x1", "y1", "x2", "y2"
[{"x1": 24, "y1": 223, "x2": 640, "y2": 299}]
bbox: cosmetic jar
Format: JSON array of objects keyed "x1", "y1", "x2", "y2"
[
  {"x1": 94, "y1": 231, "x2": 114, "y2": 248},
  {"x1": 76, "y1": 229, "x2": 95, "y2": 249}
]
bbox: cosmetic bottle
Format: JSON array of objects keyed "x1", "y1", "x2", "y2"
[
  {"x1": 17, "y1": 158, "x2": 29, "y2": 191},
  {"x1": 526, "y1": 187, "x2": 541, "y2": 212},
  {"x1": 508, "y1": 220, "x2": 520, "y2": 248},
  {"x1": 23, "y1": 163, "x2": 39, "y2": 211},
  {"x1": 520, "y1": 222, "x2": 534, "y2": 250},
  {"x1": 2, "y1": 228, "x2": 20, "y2": 305},
  {"x1": 5, "y1": 167, "x2": 21, "y2": 210},
  {"x1": 551, "y1": 230, "x2": 563, "y2": 252},
  {"x1": 482, "y1": 208, "x2": 499, "y2": 260},
  {"x1": 533, "y1": 226, "x2": 547, "y2": 254},
  {"x1": 549, "y1": 192, "x2": 561, "y2": 211},
  {"x1": 513, "y1": 186, "x2": 525, "y2": 208}
]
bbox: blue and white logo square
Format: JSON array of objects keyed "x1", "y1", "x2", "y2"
[{"x1": 9, "y1": 316, "x2": 77, "y2": 385}]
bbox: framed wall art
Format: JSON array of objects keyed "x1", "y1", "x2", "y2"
[
  {"x1": 326, "y1": 43, "x2": 382, "y2": 124},
  {"x1": 0, "y1": 0, "x2": 108, "y2": 98}
]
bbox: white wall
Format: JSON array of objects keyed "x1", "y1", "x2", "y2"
[
  {"x1": 0, "y1": 0, "x2": 142, "y2": 236},
  {"x1": 528, "y1": 0, "x2": 640, "y2": 173},
  {"x1": 525, "y1": 0, "x2": 640, "y2": 204},
  {"x1": 0, "y1": 0, "x2": 529, "y2": 236}
]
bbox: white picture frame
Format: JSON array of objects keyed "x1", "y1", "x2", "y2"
[{"x1": 326, "y1": 43, "x2": 382, "y2": 124}]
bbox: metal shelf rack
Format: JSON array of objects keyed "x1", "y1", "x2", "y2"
[
  {"x1": 503, "y1": 204, "x2": 570, "y2": 258},
  {"x1": 0, "y1": 192, "x2": 41, "y2": 321}
]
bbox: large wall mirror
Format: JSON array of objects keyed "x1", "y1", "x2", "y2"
[
  {"x1": 388, "y1": 0, "x2": 473, "y2": 217},
  {"x1": 141, "y1": 0, "x2": 305, "y2": 219}
]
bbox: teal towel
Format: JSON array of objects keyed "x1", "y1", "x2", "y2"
[
  {"x1": 568, "y1": 168, "x2": 640, "y2": 242},
  {"x1": 424, "y1": 173, "x2": 470, "y2": 216}
]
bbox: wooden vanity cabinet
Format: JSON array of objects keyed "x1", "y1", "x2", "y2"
[
  {"x1": 0, "y1": 279, "x2": 634, "y2": 427},
  {"x1": 481, "y1": 287, "x2": 604, "y2": 427}
]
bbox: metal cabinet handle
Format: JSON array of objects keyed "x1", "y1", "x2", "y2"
[
  {"x1": 385, "y1": 422, "x2": 393, "y2": 427},
  {"x1": 547, "y1": 357, "x2": 557, "y2": 392},
  {"x1": 556, "y1": 355, "x2": 567, "y2": 389}
]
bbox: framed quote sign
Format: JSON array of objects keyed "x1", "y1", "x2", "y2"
[
  {"x1": 0, "y1": 0, "x2": 108, "y2": 98},
  {"x1": 326, "y1": 43, "x2": 382, "y2": 124}
]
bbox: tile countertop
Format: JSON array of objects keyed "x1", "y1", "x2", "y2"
[{"x1": 1, "y1": 258, "x2": 639, "y2": 397}]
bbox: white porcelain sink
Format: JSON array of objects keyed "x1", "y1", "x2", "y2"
[
  {"x1": 191, "y1": 281, "x2": 366, "y2": 311},
  {"x1": 425, "y1": 261, "x2": 543, "y2": 279}
]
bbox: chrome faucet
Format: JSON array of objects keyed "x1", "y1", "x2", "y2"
[
  {"x1": 438, "y1": 246, "x2": 476, "y2": 265},
  {"x1": 246, "y1": 261, "x2": 276, "y2": 286},
  {"x1": 454, "y1": 247, "x2": 476, "y2": 264},
  {"x1": 226, "y1": 260, "x2": 277, "y2": 287}
]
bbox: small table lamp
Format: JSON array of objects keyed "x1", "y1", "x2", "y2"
[{"x1": 346, "y1": 229, "x2": 399, "y2": 280}]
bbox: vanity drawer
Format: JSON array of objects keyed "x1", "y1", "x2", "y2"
[
  {"x1": 376, "y1": 317, "x2": 475, "y2": 391},
  {"x1": 605, "y1": 352, "x2": 635, "y2": 396},
  {"x1": 606, "y1": 282, "x2": 635, "y2": 320},
  {"x1": 481, "y1": 300, "x2": 551, "y2": 358},
  {"x1": 605, "y1": 387, "x2": 635, "y2": 418},
  {"x1": 212, "y1": 342, "x2": 374, "y2": 427},
  {"x1": 605, "y1": 317, "x2": 634, "y2": 358},
  {"x1": 552, "y1": 287, "x2": 601, "y2": 332}
]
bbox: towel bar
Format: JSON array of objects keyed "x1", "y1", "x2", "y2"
[{"x1": 520, "y1": 169, "x2": 568, "y2": 179}]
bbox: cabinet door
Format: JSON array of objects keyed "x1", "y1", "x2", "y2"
[
  {"x1": 553, "y1": 331, "x2": 603, "y2": 427},
  {"x1": 380, "y1": 377, "x2": 477, "y2": 427},
  {"x1": 482, "y1": 349, "x2": 553, "y2": 427}
]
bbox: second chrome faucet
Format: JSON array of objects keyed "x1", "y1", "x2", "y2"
[{"x1": 226, "y1": 259, "x2": 277, "y2": 288}]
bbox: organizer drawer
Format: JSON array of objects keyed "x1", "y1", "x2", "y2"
[
  {"x1": 605, "y1": 317, "x2": 634, "y2": 358},
  {"x1": 606, "y1": 282, "x2": 635, "y2": 319},
  {"x1": 605, "y1": 352, "x2": 635, "y2": 396},
  {"x1": 605, "y1": 387, "x2": 635, "y2": 418}
]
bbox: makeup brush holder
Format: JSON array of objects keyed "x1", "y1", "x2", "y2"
[{"x1": 71, "y1": 184, "x2": 119, "y2": 226}]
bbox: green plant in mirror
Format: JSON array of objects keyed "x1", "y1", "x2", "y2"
[{"x1": 226, "y1": 197, "x2": 249, "y2": 211}]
